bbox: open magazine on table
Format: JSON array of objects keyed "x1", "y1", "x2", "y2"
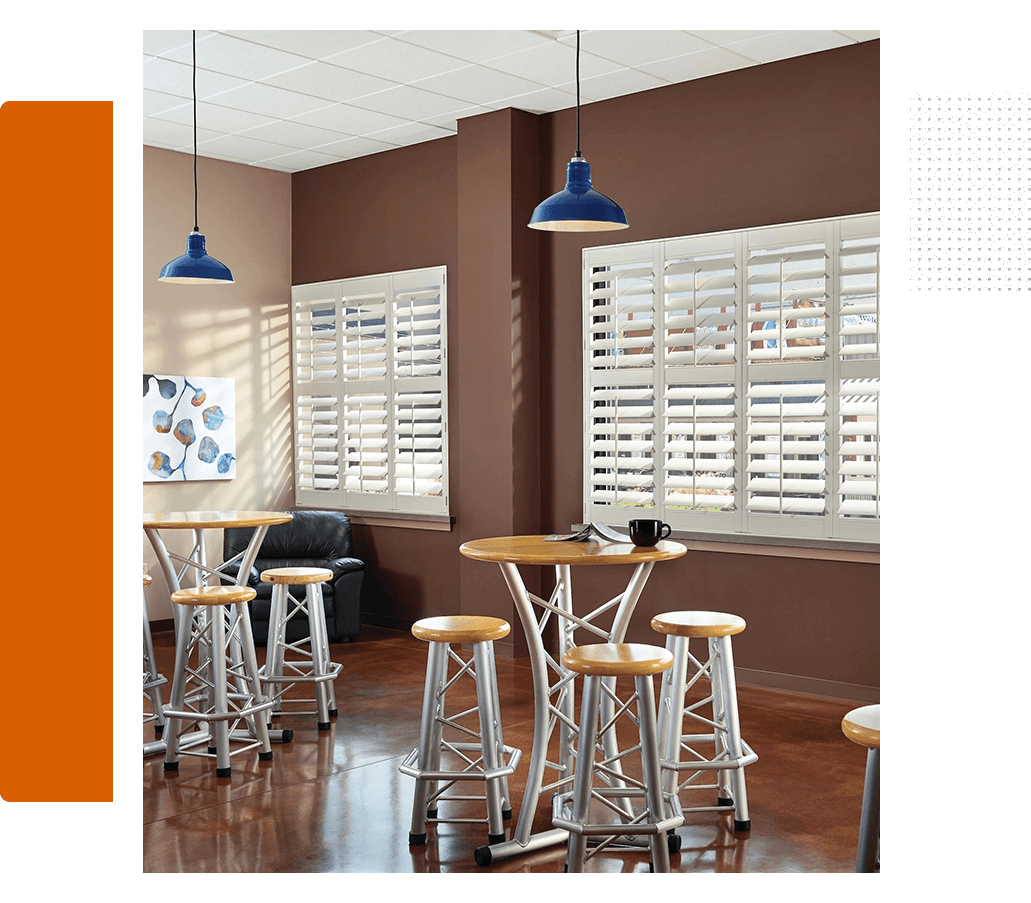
[{"x1": 544, "y1": 522, "x2": 632, "y2": 543}]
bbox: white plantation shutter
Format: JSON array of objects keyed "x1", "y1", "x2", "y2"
[
  {"x1": 585, "y1": 249, "x2": 657, "y2": 520},
  {"x1": 584, "y1": 213, "x2": 879, "y2": 543},
  {"x1": 292, "y1": 266, "x2": 448, "y2": 515}
]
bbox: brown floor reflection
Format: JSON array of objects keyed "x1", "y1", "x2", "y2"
[{"x1": 144, "y1": 625, "x2": 871, "y2": 873}]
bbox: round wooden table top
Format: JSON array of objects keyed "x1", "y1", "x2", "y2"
[
  {"x1": 459, "y1": 534, "x2": 687, "y2": 566},
  {"x1": 142, "y1": 510, "x2": 293, "y2": 529}
]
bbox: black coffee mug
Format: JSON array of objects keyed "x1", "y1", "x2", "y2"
[{"x1": 629, "y1": 519, "x2": 672, "y2": 547}]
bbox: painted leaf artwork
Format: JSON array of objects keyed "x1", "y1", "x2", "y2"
[{"x1": 143, "y1": 374, "x2": 236, "y2": 482}]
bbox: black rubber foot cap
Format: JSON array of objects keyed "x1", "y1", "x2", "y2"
[
  {"x1": 427, "y1": 808, "x2": 438, "y2": 819},
  {"x1": 281, "y1": 729, "x2": 294, "y2": 743},
  {"x1": 163, "y1": 761, "x2": 179, "y2": 772},
  {"x1": 409, "y1": 832, "x2": 427, "y2": 846},
  {"x1": 216, "y1": 767, "x2": 232, "y2": 778},
  {"x1": 207, "y1": 746, "x2": 218, "y2": 755},
  {"x1": 488, "y1": 833, "x2": 505, "y2": 845},
  {"x1": 258, "y1": 751, "x2": 273, "y2": 761},
  {"x1": 717, "y1": 796, "x2": 734, "y2": 807},
  {"x1": 474, "y1": 846, "x2": 493, "y2": 866},
  {"x1": 328, "y1": 709, "x2": 338, "y2": 717},
  {"x1": 502, "y1": 808, "x2": 513, "y2": 820},
  {"x1": 318, "y1": 722, "x2": 331, "y2": 731},
  {"x1": 154, "y1": 724, "x2": 164, "y2": 738},
  {"x1": 668, "y1": 833, "x2": 682, "y2": 854},
  {"x1": 734, "y1": 819, "x2": 751, "y2": 832}
]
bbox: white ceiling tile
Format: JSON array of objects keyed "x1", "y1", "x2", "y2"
[
  {"x1": 637, "y1": 47, "x2": 756, "y2": 83},
  {"x1": 196, "y1": 132, "x2": 298, "y2": 160},
  {"x1": 500, "y1": 87, "x2": 578, "y2": 115},
  {"x1": 205, "y1": 82, "x2": 335, "y2": 119},
  {"x1": 720, "y1": 31, "x2": 852, "y2": 64},
  {"x1": 150, "y1": 100, "x2": 279, "y2": 135},
  {"x1": 366, "y1": 121, "x2": 455, "y2": 146},
  {"x1": 838, "y1": 31, "x2": 880, "y2": 43},
  {"x1": 346, "y1": 84, "x2": 473, "y2": 120},
  {"x1": 238, "y1": 119, "x2": 354, "y2": 148},
  {"x1": 311, "y1": 135, "x2": 401, "y2": 160},
  {"x1": 485, "y1": 43, "x2": 620, "y2": 85},
  {"x1": 259, "y1": 60, "x2": 397, "y2": 103},
  {"x1": 254, "y1": 148, "x2": 345, "y2": 171},
  {"x1": 572, "y1": 30, "x2": 713, "y2": 67},
  {"x1": 143, "y1": 89, "x2": 187, "y2": 117},
  {"x1": 394, "y1": 30, "x2": 553, "y2": 63},
  {"x1": 143, "y1": 31, "x2": 194, "y2": 58},
  {"x1": 574, "y1": 67, "x2": 669, "y2": 103},
  {"x1": 143, "y1": 56, "x2": 249, "y2": 101},
  {"x1": 325, "y1": 37, "x2": 469, "y2": 83},
  {"x1": 290, "y1": 103, "x2": 411, "y2": 135},
  {"x1": 143, "y1": 118, "x2": 224, "y2": 149},
  {"x1": 160, "y1": 32, "x2": 312, "y2": 81},
  {"x1": 686, "y1": 31, "x2": 780, "y2": 47},
  {"x1": 422, "y1": 104, "x2": 496, "y2": 131},
  {"x1": 221, "y1": 30, "x2": 384, "y2": 60},
  {"x1": 414, "y1": 65, "x2": 546, "y2": 105}
]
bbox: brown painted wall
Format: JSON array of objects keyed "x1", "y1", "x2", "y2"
[{"x1": 290, "y1": 42, "x2": 880, "y2": 698}]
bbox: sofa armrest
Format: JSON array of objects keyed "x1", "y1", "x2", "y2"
[
  {"x1": 220, "y1": 561, "x2": 261, "y2": 586},
  {"x1": 325, "y1": 556, "x2": 365, "y2": 579}
]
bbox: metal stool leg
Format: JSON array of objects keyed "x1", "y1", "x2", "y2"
[
  {"x1": 565, "y1": 674, "x2": 601, "y2": 873},
  {"x1": 856, "y1": 747, "x2": 879, "y2": 872},
  {"x1": 637, "y1": 673, "x2": 671, "y2": 873},
  {"x1": 714, "y1": 635, "x2": 750, "y2": 830},
  {"x1": 310, "y1": 583, "x2": 338, "y2": 717},
  {"x1": 162, "y1": 603, "x2": 196, "y2": 772},
  {"x1": 484, "y1": 639, "x2": 512, "y2": 818},
  {"x1": 233, "y1": 598, "x2": 274, "y2": 762},
  {"x1": 473, "y1": 640, "x2": 506, "y2": 844},
  {"x1": 143, "y1": 587, "x2": 167, "y2": 737},
  {"x1": 210, "y1": 603, "x2": 232, "y2": 776},
  {"x1": 306, "y1": 584, "x2": 332, "y2": 729},
  {"x1": 658, "y1": 635, "x2": 688, "y2": 802},
  {"x1": 409, "y1": 640, "x2": 447, "y2": 844},
  {"x1": 263, "y1": 583, "x2": 288, "y2": 724}
]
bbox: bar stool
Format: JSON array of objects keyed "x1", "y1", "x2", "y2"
[
  {"x1": 142, "y1": 573, "x2": 167, "y2": 738},
  {"x1": 163, "y1": 584, "x2": 275, "y2": 777},
  {"x1": 400, "y1": 615, "x2": 521, "y2": 847},
  {"x1": 552, "y1": 643, "x2": 685, "y2": 873},
  {"x1": 842, "y1": 703, "x2": 879, "y2": 872},
  {"x1": 260, "y1": 567, "x2": 343, "y2": 731},
  {"x1": 651, "y1": 611, "x2": 757, "y2": 832}
]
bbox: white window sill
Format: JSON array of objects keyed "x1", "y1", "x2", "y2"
[
  {"x1": 672, "y1": 531, "x2": 878, "y2": 564},
  {"x1": 297, "y1": 507, "x2": 453, "y2": 532}
]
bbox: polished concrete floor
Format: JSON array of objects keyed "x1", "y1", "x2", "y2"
[{"x1": 143, "y1": 624, "x2": 874, "y2": 874}]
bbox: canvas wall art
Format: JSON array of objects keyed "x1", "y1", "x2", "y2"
[{"x1": 143, "y1": 374, "x2": 236, "y2": 482}]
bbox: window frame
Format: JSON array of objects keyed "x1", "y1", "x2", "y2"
[
  {"x1": 291, "y1": 265, "x2": 449, "y2": 520},
  {"x1": 582, "y1": 213, "x2": 879, "y2": 546}
]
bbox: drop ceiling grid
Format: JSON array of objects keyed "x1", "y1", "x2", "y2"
[{"x1": 142, "y1": 29, "x2": 878, "y2": 172}]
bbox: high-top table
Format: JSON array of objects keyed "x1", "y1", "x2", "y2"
[
  {"x1": 142, "y1": 510, "x2": 293, "y2": 757},
  {"x1": 459, "y1": 534, "x2": 687, "y2": 865}
]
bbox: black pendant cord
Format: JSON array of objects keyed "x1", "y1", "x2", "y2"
[
  {"x1": 192, "y1": 29, "x2": 199, "y2": 234},
  {"x1": 575, "y1": 29, "x2": 581, "y2": 158}
]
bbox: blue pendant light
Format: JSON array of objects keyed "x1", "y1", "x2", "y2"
[
  {"x1": 528, "y1": 31, "x2": 628, "y2": 232},
  {"x1": 159, "y1": 31, "x2": 234, "y2": 284}
]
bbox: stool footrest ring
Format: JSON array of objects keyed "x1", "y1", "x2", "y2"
[{"x1": 399, "y1": 743, "x2": 521, "y2": 783}]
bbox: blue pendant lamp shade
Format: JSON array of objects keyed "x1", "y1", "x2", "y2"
[
  {"x1": 159, "y1": 230, "x2": 234, "y2": 283},
  {"x1": 158, "y1": 31, "x2": 234, "y2": 284},
  {"x1": 528, "y1": 31, "x2": 628, "y2": 232},
  {"x1": 528, "y1": 155, "x2": 628, "y2": 231}
]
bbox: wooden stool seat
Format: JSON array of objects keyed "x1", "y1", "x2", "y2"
[
  {"x1": 842, "y1": 704, "x2": 880, "y2": 749},
  {"x1": 842, "y1": 703, "x2": 879, "y2": 872},
  {"x1": 171, "y1": 585, "x2": 257, "y2": 606},
  {"x1": 562, "y1": 643, "x2": 673, "y2": 677},
  {"x1": 260, "y1": 566, "x2": 334, "y2": 585},
  {"x1": 651, "y1": 610, "x2": 746, "y2": 638},
  {"x1": 412, "y1": 615, "x2": 511, "y2": 645}
]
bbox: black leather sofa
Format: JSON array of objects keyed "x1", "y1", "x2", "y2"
[{"x1": 222, "y1": 509, "x2": 364, "y2": 644}]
